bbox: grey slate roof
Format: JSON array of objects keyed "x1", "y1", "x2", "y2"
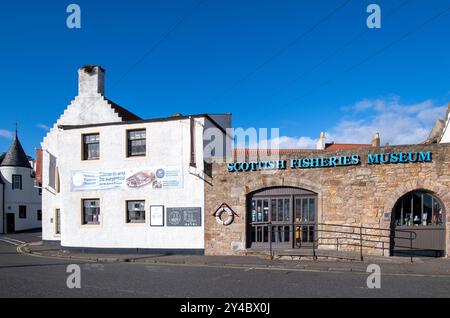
[
  {"x1": 106, "y1": 99, "x2": 141, "y2": 121},
  {"x1": 0, "y1": 136, "x2": 32, "y2": 169}
]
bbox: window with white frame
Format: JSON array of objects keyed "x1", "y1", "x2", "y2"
[{"x1": 12, "y1": 174, "x2": 22, "y2": 190}]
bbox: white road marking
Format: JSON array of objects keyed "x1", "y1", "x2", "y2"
[
  {"x1": 0, "y1": 239, "x2": 20, "y2": 246},
  {"x1": 0, "y1": 237, "x2": 25, "y2": 246}
]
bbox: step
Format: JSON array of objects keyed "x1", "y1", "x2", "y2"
[{"x1": 275, "y1": 249, "x2": 362, "y2": 261}]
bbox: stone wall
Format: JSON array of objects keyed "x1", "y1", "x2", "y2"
[{"x1": 204, "y1": 143, "x2": 450, "y2": 258}]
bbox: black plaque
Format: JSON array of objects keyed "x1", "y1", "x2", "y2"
[{"x1": 166, "y1": 207, "x2": 202, "y2": 227}]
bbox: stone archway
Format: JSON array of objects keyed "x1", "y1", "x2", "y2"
[
  {"x1": 384, "y1": 180, "x2": 450, "y2": 216},
  {"x1": 244, "y1": 178, "x2": 323, "y2": 250},
  {"x1": 243, "y1": 177, "x2": 324, "y2": 224},
  {"x1": 384, "y1": 180, "x2": 449, "y2": 258}
]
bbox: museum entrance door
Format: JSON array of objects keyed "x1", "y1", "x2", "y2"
[
  {"x1": 248, "y1": 187, "x2": 317, "y2": 249},
  {"x1": 390, "y1": 190, "x2": 446, "y2": 257}
]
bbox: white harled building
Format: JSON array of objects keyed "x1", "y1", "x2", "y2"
[
  {"x1": 1, "y1": 133, "x2": 42, "y2": 233},
  {"x1": 40, "y1": 65, "x2": 230, "y2": 253}
]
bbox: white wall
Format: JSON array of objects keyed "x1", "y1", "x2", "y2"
[
  {"x1": 441, "y1": 125, "x2": 450, "y2": 143},
  {"x1": 43, "y1": 117, "x2": 209, "y2": 250},
  {"x1": 0, "y1": 166, "x2": 42, "y2": 232},
  {"x1": 41, "y1": 93, "x2": 124, "y2": 241},
  {"x1": 0, "y1": 183, "x2": 3, "y2": 233}
]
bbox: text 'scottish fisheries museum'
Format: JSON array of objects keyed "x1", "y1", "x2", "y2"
[{"x1": 41, "y1": 66, "x2": 450, "y2": 258}]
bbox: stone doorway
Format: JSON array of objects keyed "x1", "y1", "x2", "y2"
[
  {"x1": 390, "y1": 190, "x2": 446, "y2": 257},
  {"x1": 247, "y1": 187, "x2": 317, "y2": 249}
]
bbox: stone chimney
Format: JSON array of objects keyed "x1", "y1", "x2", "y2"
[
  {"x1": 316, "y1": 132, "x2": 326, "y2": 150},
  {"x1": 78, "y1": 65, "x2": 105, "y2": 96},
  {"x1": 372, "y1": 132, "x2": 381, "y2": 147}
]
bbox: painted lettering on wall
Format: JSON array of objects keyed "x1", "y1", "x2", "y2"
[{"x1": 227, "y1": 151, "x2": 432, "y2": 173}]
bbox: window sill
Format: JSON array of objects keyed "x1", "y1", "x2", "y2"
[
  {"x1": 125, "y1": 221, "x2": 146, "y2": 225},
  {"x1": 81, "y1": 223, "x2": 101, "y2": 227}
]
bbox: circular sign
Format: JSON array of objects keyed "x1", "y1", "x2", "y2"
[
  {"x1": 72, "y1": 172, "x2": 85, "y2": 187},
  {"x1": 156, "y1": 169, "x2": 165, "y2": 179},
  {"x1": 215, "y1": 208, "x2": 234, "y2": 226},
  {"x1": 169, "y1": 211, "x2": 181, "y2": 225}
]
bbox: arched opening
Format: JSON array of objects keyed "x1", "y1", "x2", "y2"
[
  {"x1": 246, "y1": 187, "x2": 317, "y2": 249},
  {"x1": 390, "y1": 190, "x2": 446, "y2": 257}
]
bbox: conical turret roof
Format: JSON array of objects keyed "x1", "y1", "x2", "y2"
[{"x1": 1, "y1": 135, "x2": 32, "y2": 169}]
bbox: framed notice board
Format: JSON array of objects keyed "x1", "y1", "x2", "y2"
[
  {"x1": 166, "y1": 207, "x2": 202, "y2": 227},
  {"x1": 150, "y1": 205, "x2": 164, "y2": 227}
]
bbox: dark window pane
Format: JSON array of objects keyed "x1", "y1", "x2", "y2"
[
  {"x1": 263, "y1": 200, "x2": 269, "y2": 222},
  {"x1": 127, "y1": 201, "x2": 145, "y2": 223},
  {"x1": 19, "y1": 206, "x2": 26, "y2": 218},
  {"x1": 302, "y1": 199, "x2": 308, "y2": 222},
  {"x1": 277, "y1": 199, "x2": 283, "y2": 222},
  {"x1": 309, "y1": 198, "x2": 316, "y2": 222},
  {"x1": 12, "y1": 175, "x2": 22, "y2": 190},
  {"x1": 257, "y1": 200, "x2": 262, "y2": 222},
  {"x1": 433, "y1": 199, "x2": 443, "y2": 225},
  {"x1": 412, "y1": 192, "x2": 422, "y2": 225},
  {"x1": 83, "y1": 199, "x2": 100, "y2": 224},
  {"x1": 402, "y1": 194, "x2": 412, "y2": 226},
  {"x1": 251, "y1": 200, "x2": 256, "y2": 222},
  {"x1": 83, "y1": 134, "x2": 100, "y2": 160},
  {"x1": 295, "y1": 199, "x2": 301, "y2": 222},
  {"x1": 423, "y1": 194, "x2": 432, "y2": 226},
  {"x1": 270, "y1": 199, "x2": 277, "y2": 222},
  {"x1": 284, "y1": 199, "x2": 290, "y2": 221},
  {"x1": 284, "y1": 226, "x2": 290, "y2": 242},
  {"x1": 309, "y1": 226, "x2": 315, "y2": 243},
  {"x1": 128, "y1": 130, "x2": 146, "y2": 156},
  {"x1": 263, "y1": 226, "x2": 268, "y2": 242}
]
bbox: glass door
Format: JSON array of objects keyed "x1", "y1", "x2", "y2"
[
  {"x1": 250, "y1": 199, "x2": 270, "y2": 246},
  {"x1": 250, "y1": 197, "x2": 291, "y2": 247},
  {"x1": 270, "y1": 197, "x2": 291, "y2": 246},
  {"x1": 294, "y1": 196, "x2": 316, "y2": 247}
]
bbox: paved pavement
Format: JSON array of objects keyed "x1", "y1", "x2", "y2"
[{"x1": 0, "y1": 231, "x2": 450, "y2": 298}]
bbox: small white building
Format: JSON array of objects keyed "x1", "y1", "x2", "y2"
[
  {"x1": 41, "y1": 65, "x2": 230, "y2": 253},
  {"x1": 0, "y1": 134, "x2": 42, "y2": 233}
]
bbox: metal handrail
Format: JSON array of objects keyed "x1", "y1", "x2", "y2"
[{"x1": 250, "y1": 221, "x2": 429, "y2": 263}]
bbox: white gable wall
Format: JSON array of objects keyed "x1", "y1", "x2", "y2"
[
  {"x1": 44, "y1": 117, "x2": 207, "y2": 249},
  {"x1": 441, "y1": 122, "x2": 450, "y2": 143}
]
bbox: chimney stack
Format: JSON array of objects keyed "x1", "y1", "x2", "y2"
[
  {"x1": 78, "y1": 65, "x2": 105, "y2": 96},
  {"x1": 372, "y1": 132, "x2": 381, "y2": 147},
  {"x1": 316, "y1": 132, "x2": 326, "y2": 150}
]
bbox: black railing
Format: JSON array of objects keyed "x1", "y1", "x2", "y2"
[{"x1": 251, "y1": 222, "x2": 424, "y2": 263}]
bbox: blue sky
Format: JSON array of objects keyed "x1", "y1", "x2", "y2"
[{"x1": 1, "y1": 0, "x2": 450, "y2": 156}]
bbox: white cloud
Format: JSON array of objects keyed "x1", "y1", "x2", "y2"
[
  {"x1": 269, "y1": 135, "x2": 317, "y2": 149},
  {"x1": 271, "y1": 96, "x2": 448, "y2": 149},
  {"x1": 37, "y1": 124, "x2": 51, "y2": 131},
  {"x1": 0, "y1": 130, "x2": 13, "y2": 140}
]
